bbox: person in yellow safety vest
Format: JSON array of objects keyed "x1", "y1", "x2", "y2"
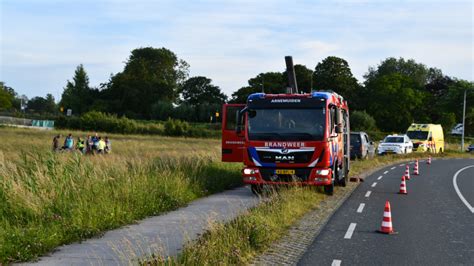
[
  {"x1": 76, "y1": 137, "x2": 85, "y2": 154},
  {"x1": 97, "y1": 137, "x2": 106, "y2": 154}
]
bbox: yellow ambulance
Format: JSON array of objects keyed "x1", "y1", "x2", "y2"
[{"x1": 406, "y1": 124, "x2": 444, "y2": 153}]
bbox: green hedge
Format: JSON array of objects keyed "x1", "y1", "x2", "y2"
[{"x1": 55, "y1": 111, "x2": 220, "y2": 138}]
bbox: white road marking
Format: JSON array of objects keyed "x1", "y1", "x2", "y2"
[
  {"x1": 357, "y1": 203, "x2": 365, "y2": 213},
  {"x1": 391, "y1": 166, "x2": 396, "y2": 170},
  {"x1": 453, "y1": 165, "x2": 474, "y2": 213},
  {"x1": 332, "y1": 259, "x2": 342, "y2": 266},
  {"x1": 365, "y1": 191, "x2": 372, "y2": 197},
  {"x1": 371, "y1": 182, "x2": 377, "y2": 187},
  {"x1": 344, "y1": 223, "x2": 357, "y2": 239},
  {"x1": 383, "y1": 171, "x2": 389, "y2": 174},
  {"x1": 399, "y1": 164, "x2": 404, "y2": 167},
  {"x1": 377, "y1": 175, "x2": 383, "y2": 180}
]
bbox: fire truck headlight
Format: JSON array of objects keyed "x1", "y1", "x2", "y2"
[
  {"x1": 316, "y1": 169, "x2": 330, "y2": 176},
  {"x1": 243, "y1": 168, "x2": 258, "y2": 175}
]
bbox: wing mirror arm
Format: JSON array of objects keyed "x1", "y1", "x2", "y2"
[{"x1": 236, "y1": 107, "x2": 248, "y2": 134}]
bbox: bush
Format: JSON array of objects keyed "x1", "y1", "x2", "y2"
[
  {"x1": 350, "y1": 110, "x2": 378, "y2": 131},
  {"x1": 55, "y1": 112, "x2": 220, "y2": 138},
  {"x1": 164, "y1": 118, "x2": 190, "y2": 136}
]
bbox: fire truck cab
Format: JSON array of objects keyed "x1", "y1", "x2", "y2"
[{"x1": 222, "y1": 82, "x2": 350, "y2": 195}]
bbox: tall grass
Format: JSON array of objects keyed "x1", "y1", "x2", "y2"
[{"x1": 0, "y1": 128, "x2": 241, "y2": 263}]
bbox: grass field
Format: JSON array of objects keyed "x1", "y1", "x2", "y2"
[{"x1": 0, "y1": 127, "x2": 242, "y2": 263}]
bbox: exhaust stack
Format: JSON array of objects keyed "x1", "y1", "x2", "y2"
[{"x1": 285, "y1": 56, "x2": 298, "y2": 94}]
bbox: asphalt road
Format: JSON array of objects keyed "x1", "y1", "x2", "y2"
[{"x1": 298, "y1": 158, "x2": 474, "y2": 266}]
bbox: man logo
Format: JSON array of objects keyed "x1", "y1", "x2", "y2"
[
  {"x1": 275, "y1": 155, "x2": 295, "y2": 161},
  {"x1": 281, "y1": 148, "x2": 289, "y2": 154}
]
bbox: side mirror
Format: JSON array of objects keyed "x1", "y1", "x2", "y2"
[
  {"x1": 335, "y1": 109, "x2": 343, "y2": 133},
  {"x1": 236, "y1": 107, "x2": 247, "y2": 134}
]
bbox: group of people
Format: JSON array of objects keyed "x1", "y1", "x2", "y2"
[{"x1": 52, "y1": 133, "x2": 111, "y2": 154}]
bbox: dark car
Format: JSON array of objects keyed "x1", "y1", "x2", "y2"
[
  {"x1": 467, "y1": 144, "x2": 474, "y2": 153},
  {"x1": 350, "y1": 132, "x2": 375, "y2": 159}
]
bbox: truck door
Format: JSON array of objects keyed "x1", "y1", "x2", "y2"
[{"x1": 222, "y1": 104, "x2": 246, "y2": 162}]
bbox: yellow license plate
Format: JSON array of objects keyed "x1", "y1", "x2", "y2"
[{"x1": 276, "y1": 169, "x2": 295, "y2": 175}]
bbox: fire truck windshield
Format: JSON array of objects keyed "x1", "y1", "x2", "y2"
[{"x1": 248, "y1": 108, "x2": 325, "y2": 141}]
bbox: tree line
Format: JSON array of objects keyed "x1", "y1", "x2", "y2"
[{"x1": 1, "y1": 46, "x2": 473, "y2": 134}]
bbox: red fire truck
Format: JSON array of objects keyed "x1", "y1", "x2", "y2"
[{"x1": 221, "y1": 57, "x2": 350, "y2": 195}]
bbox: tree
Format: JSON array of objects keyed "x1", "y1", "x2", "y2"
[
  {"x1": 0, "y1": 82, "x2": 14, "y2": 110},
  {"x1": 350, "y1": 111, "x2": 378, "y2": 131},
  {"x1": 364, "y1": 57, "x2": 429, "y2": 89},
  {"x1": 230, "y1": 65, "x2": 316, "y2": 103},
  {"x1": 313, "y1": 56, "x2": 361, "y2": 106},
  {"x1": 180, "y1": 76, "x2": 227, "y2": 106},
  {"x1": 289, "y1": 64, "x2": 313, "y2": 93},
  {"x1": 177, "y1": 76, "x2": 227, "y2": 122},
  {"x1": 26, "y1": 94, "x2": 56, "y2": 113},
  {"x1": 104, "y1": 47, "x2": 189, "y2": 118},
  {"x1": 424, "y1": 74, "x2": 455, "y2": 122},
  {"x1": 248, "y1": 72, "x2": 286, "y2": 93},
  {"x1": 230, "y1": 86, "x2": 259, "y2": 103},
  {"x1": 60, "y1": 64, "x2": 95, "y2": 115},
  {"x1": 438, "y1": 112, "x2": 456, "y2": 135},
  {"x1": 364, "y1": 73, "x2": 426, "y2": 132},
  {"x1": 151, "y1": 101, "x2": 174, "y2": 121},
  {"x1": 465, "y1": 107, "x2": 474, "y2": 136},
  {"x1": 361, "y1": 57, "x2": 434, "y2": 131},
  {"x1": 230, "y1": 72, "x2": 285, "y2": 103},
  {"x1": 437, "y1": 79, "x2": 474, "y2": 123}
]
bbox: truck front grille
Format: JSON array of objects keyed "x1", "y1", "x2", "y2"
[{"x1": 256, "y1": 151, "x2": 313, "y2": 164}]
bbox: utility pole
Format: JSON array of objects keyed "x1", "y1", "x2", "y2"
[
  {"x1": 310, "y1": 71, "x2": 313, "y2": 92},
  {"x1": 461, "y1": 89, "x2": 466, "y2": 151}
]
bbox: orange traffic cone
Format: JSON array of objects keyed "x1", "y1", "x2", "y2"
[
  {"x1": 378, "y1": 201, "x2": 396, "y2": 234},
  {"x1": 404, "y1": 164, "x2": 411, "y2": 180},
  {"x1": 427, "y1": 156, "x2": 432, "y2": 165},
  {"x1": 413, "y1": 160, "x2": 419, "y2": 175},
  {"x1": 398, "y1": 175, "x2": 407, "y2": 194}
]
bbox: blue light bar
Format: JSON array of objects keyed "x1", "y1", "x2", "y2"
[
  {"x1": 247, "y1": 93, "x2": 266, "y2": 101},
  {"x1": 311, "y1": 91, "x2": 330, "y2": 99}
]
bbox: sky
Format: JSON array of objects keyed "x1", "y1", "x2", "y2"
[{"x1": 0, "y1": 0, "x2": 473, "y2": 101}]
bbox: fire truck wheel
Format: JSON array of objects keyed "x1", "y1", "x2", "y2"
[
  {"x1": 339, "y1": 164, "x2": 347, "y2": 187},
  {"x1": 324, "y1": 164, "x2": 336, "y2": 195},
  {"x1": 251, "y1": 184, "x2": 263, "y2": 195},
  {"x1": 324, "y1": 182, "x2": 334, "y2": 195}
]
